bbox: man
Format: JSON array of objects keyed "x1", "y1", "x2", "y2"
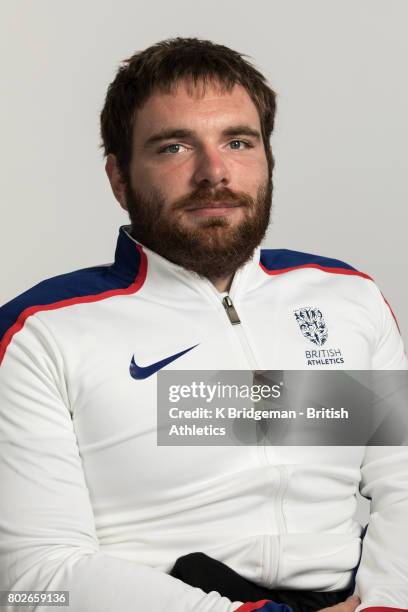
[{"x1": 0, "y1": 37, "x2": 407, "y2": 612}]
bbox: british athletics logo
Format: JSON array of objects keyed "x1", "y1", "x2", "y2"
[
  {"x1": 294, "y1": 307, "x2": 328, "y2": 346},
  {"x1": 294, "y1": 307, "x2": 344, "y2": 366}
]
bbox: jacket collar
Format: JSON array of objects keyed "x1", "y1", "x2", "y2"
[{"x1": 111, "y1": 225, "x2": 263, "y2": 300}]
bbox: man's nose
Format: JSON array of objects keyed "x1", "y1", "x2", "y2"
[{"x1": 192, "y1": 146, "x2": 231, "y2": 188}]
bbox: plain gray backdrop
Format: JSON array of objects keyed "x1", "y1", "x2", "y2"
[{"x1": 3, "y1": 0, "x2": 408, "y2": 528}]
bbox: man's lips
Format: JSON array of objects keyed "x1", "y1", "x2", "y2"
[
  {"x1": 184, "y1": 202, "x2": 244, "y2": 218},
  {"x1": 185, "y1": 202, "x2": 242, "y2": 211}
]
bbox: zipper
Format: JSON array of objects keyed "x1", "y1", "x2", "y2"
[
  {"x1": 221, "y1": 294, "x2": 259, "y2": 371},
  {"x1": 263, "y1": 465, "x2": 288, "y2": 586},
  {"x1": 222, "y1": 295, "x2": 240, "y2": 325},
  {"x1": 273, "y1": 465, "x2": 288, "y2": 534},
  {"x1": 223, "y1": 292, "x2": 287, "y2": 579}
]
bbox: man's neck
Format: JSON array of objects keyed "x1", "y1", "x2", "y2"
[
  {"x1": 128, "y1": 226, "x2": 237, "y2": 294},
  {"x1": 209, "y1": 273, "x2": 234, "y2": 294}
]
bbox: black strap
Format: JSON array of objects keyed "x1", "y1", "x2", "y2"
[{"x1": 170, "y1": 552, "x2": 354, "y2": 612}]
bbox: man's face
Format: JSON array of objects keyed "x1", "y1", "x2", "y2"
[{"x1": 121, "y1": 78, "x2": 272, "y2": 279}]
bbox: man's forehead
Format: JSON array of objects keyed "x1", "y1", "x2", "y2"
[
  {"x1": 133, "y1": 78, "x2": 261, "y2": 137},
  {"x1": 146, "y1": 77, "x2": 252, "y2": 104}
]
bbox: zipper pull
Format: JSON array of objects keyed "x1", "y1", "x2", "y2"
[{"x1": 222, "y1": 295, "x2": 241, "y2": 325}]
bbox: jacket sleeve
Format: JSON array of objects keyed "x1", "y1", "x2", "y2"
[
  {"x1": 354, "y1": 284, "x2": 408, "y2": 612},
  {"x1": 0, "y1": 313, "x2": 273, "y2": 612}
]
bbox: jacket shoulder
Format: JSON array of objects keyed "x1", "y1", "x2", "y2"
[
  {"x1": 259, "y1": 248, "x2": 370, "y2": 277},
  {"x1": 0, "y1": 263, "x2": 118, "y2": 347}
]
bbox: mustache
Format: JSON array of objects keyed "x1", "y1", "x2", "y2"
[{"x1": 173, "y1": 187, "x2": 255, "y2": 211}]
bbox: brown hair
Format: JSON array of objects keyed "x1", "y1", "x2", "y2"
[{"x1": 100, "y1": 37, "x2": 277, "y2": 181}]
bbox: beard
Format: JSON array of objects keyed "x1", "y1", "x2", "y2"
[{"x1": 124, "y1": 176, "x2": 272, "y2": 280}]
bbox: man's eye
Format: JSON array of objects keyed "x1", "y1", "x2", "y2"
[
  {"x1": 159, "y1": 143, "x2": 186, "y2": 154},
  {"x1": 158, "y1": 141, "x2": 253, "y2": 154},
  {"x1": 229, "y1": 140, "x2": 252, "y2": 150}
]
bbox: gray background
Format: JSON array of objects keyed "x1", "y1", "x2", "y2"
[{"x1": 2, "y1": 0, "x2": 408, "y2": 522}]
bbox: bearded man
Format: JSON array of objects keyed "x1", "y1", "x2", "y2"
[{"x1": 1, "y1": 38, "x2": 407, "y2": 612}]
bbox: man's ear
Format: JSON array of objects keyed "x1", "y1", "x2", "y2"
[{"x1": 105, "y1": 154, "x2": 128, "y2": 211}]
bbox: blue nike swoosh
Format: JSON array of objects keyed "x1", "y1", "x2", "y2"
[{"x1": 129, "y1": 344, "x2": 199, "y2": 380}]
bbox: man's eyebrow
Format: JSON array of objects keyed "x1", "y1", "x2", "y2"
[
  {"x1": 143, "y1": 125, "x2": 262, "y2": 148},
  {"x1": 221, "y1": 125, "x2": 261, "y2": 140}
]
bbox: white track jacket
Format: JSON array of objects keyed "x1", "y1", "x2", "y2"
[{"x1": 0, "y1": 225, "x2": 407, "y2": 612}]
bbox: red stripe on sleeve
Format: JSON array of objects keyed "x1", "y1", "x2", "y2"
[
  {"x1": 259, "y1": 262, "x2": 373, "y2": 280},
  {"x1": 234, "y1": 600, "x2": 272, "y2": 612},
  {"x1": 361, "y1": 607, "x2": 408, "y2": 612},
  {"x1": 0, "y1": 246, "x2": 147, "y2": 366}
]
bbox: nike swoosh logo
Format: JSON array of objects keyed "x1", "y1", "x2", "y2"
[{"x1": 129, "y1": 344, "x2": 199, "y2": 380}]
